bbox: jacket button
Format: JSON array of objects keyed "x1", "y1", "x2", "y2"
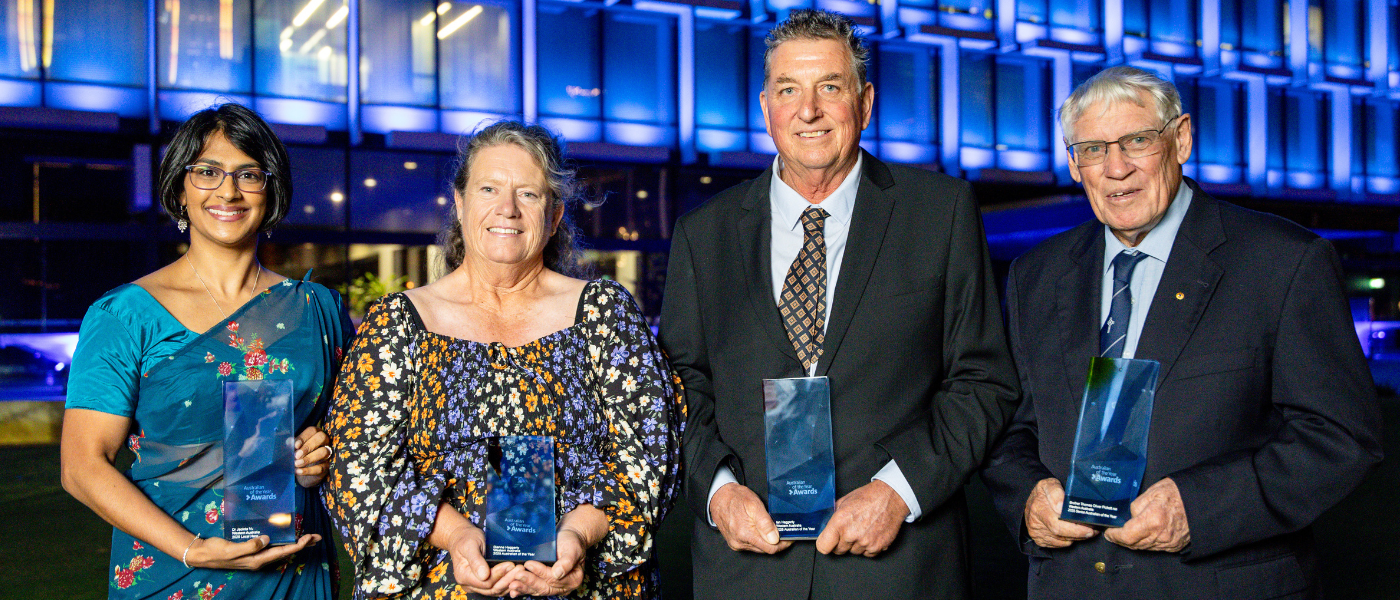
[{"x1": 1094, "y1": 562, "x2": 1107, "y2": 574}]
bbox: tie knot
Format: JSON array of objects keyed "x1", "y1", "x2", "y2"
[
  {"x1": 800, "y1": 206, "x2": 829, "y2": 233},
  {"x1": 1111, "y1": 250, "x2": 1148, "y2": 284}
]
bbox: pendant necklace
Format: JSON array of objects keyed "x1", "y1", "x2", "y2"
[{"x1": 187, "y1": 254, "x2": 260, "y2": 319}]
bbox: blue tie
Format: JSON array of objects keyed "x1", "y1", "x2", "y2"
[{"x1": 1100, "y1": 250, "x2": 1149, "y2": 358}]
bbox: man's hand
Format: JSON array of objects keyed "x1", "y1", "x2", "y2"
[
  {"x1": 710, "y1": 483, "x2": 792, "y2": 554},
  {"x1": 1104, "y1": 477, "x2": 1190, "y2": 552},
  {"x1": 814, "y1": 480, "x2": 908, "y2": 557},
  {"x1": 1024, "y1": 477, "x2": 1099, "y2": 548}
]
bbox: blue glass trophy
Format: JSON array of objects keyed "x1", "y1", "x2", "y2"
[
  {"x1": 222, "y1": 379, "x2": 299, "y2": 544},
  {"x1": 483, "y1": 435, "x2": 557, "y2": 563},
  {"x1": 1061, "y1": 357, "x2": 1160, "y2": 527},
  {"x1": 763, "y1": 376, "x2": 836, "y2": 540}
]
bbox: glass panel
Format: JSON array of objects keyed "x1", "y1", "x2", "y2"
[
  {"x1": 537, "y1": 3, "x2": 601, "y2": 119},
  {"x1": 1220, "y1": 0, "x2": 1241, "y2": 49},
  {"x1": 1049, "y1": 0, "x2": 1099, "y2": 33},
  {"x1": 575, "y1": 165, "x2": 669, "y2": 241},
  {"x1": 1122, "y1": 0, "x2": 1146, "y2": 37},
  {"x1": 1239, "y1": 0, "x2": 1283, "y2": 57},
  {"x1": 1284, "y1": 89, "x2": 1329, "y2": 186},
  {"x1": 253, "y1": 0, "x2": 348, "y2": 101},
  {"x1": 1018, "y1": 0, "x2": 1049, "y2": 24},
  {"x1": 878, "y1": 47, "x2": 923, "y2": 142},
  {"x1": 694, "y1": 20, "x2": 747, "y2": 130},
  {"x1": 48, "y1": 0, "x2": 148, "y2": 86},
  {"x1": 360, "y1": 0, "x2": 436, "y2": 106},
  {"x1": 1322, "y1": 0, "x2": 1364, "y2": 68},
  {"x1": 438, "y1": 0, "x2": 519, "y2": 113},
  {"x1": 603, "y1": 10, "x2": 675, "y2": 125},
  {"x1": 0, "y1": 0, "x2": 42, "y2": 80},
  {"x1": 994, "y1": 56, "x2": 1050, "y2": 152},
  {"x1": 1195, "y1": 80, "x2": 1245, "y2": 171},
  {"x1": 282, "y1": 146, "x2": 347, "y2": 228},
  {"x1": 349, "y1": 151, "x2": 453, "y2": 234},
  {"x1": 159, "y1": 0, "x2": 254, "y2": 93},
  {"x1": 959, "y1": 52, "x2": 994, "y2": 149},
  {"x1": 749, "y1": 27, "x2": 768, "y2": 135},
  {"x1": 1363, "y1": 99, "x2": 1397, "y2": 178},
  {"x1": 1149, "y1": 0, "x2": 1195, "y2": 51}
]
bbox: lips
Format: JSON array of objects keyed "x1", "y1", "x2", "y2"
[
  {"x1": 797, "y1": 130, "x2": 829, "y2": 138},
  {"x1": 487, "y1": 227, "x2": 522, "y2": 234},
  {"x1": 1107, "y1": 189, "x2": 1140, "y2": 199},
  {"x1": 205, "y1": 205, "x2": 248, "y2": 221}
]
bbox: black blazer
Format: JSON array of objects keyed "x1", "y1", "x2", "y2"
[
  {"x1": 982, "y1": 180, "x2": 1384, "y2": 600},
  {"x1": 659, "y1": 152, "x2": 1020, "y2": 600}
]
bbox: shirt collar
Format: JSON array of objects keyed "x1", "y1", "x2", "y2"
[
  {"x1": 770, "y1": 153, "x2": 862, "y2": 231},
  {"x1": 1103, "y1": 180, "x2": 1194, "y2": 271}
]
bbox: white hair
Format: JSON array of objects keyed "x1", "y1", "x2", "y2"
[{"x1": 1059, "y1": 66, "x2": 1182, "y2": 144}]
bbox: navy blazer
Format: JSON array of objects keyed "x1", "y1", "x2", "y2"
[
  {"x1": 982, "y1": 180, "x2": 1384, "y2": 600},
  {"x1": 660, "y1": 152, "x2": 1020, "y2": 600}
]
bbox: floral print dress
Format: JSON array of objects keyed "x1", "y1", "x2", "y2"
[
  {"x1": 324, "y1": 279, "x2": 685, "y2": 600},
  {"x1": 65, "y1": 277, "x2": 351, "y2": 599}
]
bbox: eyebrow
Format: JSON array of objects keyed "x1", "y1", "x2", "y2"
[
  {"x1": 193, "y1": 157, "x2": 260, "y2": 170},
  {"x1": 772, "y1": 72, "x2": 847, "y2": 86}
]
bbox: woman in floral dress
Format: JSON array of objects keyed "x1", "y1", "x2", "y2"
[
  {"x1": 61, "y1": 104, "x2": 348, "y2": 599},
  {"x1": 323, "y1": 121, "x2": 685, "y2": 599}
]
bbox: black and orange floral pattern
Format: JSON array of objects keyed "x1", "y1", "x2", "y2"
[{"x1": 324, "y1": 279, "x2": 685, "y2": 599}]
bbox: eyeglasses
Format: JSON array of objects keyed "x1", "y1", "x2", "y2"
[
  {"x1": 184, "y1": 165, "x2": 273, "y2": 193},
  {"x1": 1067, "y1": 115, "x2": 1181, "y2": 166}
]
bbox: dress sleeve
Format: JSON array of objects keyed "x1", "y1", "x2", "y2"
[
  {"x1": 579, "y1": 280, "x2": 686, "y2": 578},
  {"x1": 322, "y1": 295, "x2": 445, "y2": 597},
  {"x1": 66, "y1": 304, "x2": 141, "y2": 417}
]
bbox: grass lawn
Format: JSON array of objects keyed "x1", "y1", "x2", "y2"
[{"x1": 6, "y1": 394, "x2": 1397, "y2": 599}]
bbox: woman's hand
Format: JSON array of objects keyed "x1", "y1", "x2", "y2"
[
  {"x1": 509, "y1": 528, "x2": 587, "y2": 597},
  {"x1": 446, "y1": 521, "x2": 526, "y2": 595},
  {"x1": 185, "y1": 533, "x2": 322, "y2": 570},
  {"x1": 294, "y1": 425, "x2": 330, "y2": 488}
]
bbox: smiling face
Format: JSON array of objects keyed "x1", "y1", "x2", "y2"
[
  {"x1": 181, "y1": 131, "x2": 268, "y2": 248},
  {"x1": 760, "y1": 37, "x2": 873, "y2": 190},
  {"x1": 1069, "y1": 94, "x2": 1193, "y2": 247},
  {"x1": 456, "y1": 143, "x2": 562, "y2": 270}
]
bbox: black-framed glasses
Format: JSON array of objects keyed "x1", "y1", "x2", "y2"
[
  {"x1": 1067, "y1": 115, "x2": 1182, "y2": 166},
  {"x1": 184, "y1": 165, "x2": 273, "y2": 193}
]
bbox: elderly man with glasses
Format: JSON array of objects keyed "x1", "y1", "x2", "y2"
[{"x1": 981, "y1": 65, "x2": 1382, "y2": 599}]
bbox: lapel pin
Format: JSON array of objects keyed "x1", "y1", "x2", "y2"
[{"x1": 1175, "y1": 292, "x2": 1185, "y2": 300}]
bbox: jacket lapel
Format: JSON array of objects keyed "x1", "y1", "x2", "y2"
[
  {"x1": 1057, "y1": 223, "x2": 1105, "y2": 408},
  {"x1": 738, "y1": 168, "x2": 801, "y2": 365},
  {"x1": 1134, "y1": 180, "x2": 1225, "y2": 383},
  {"x1": 818, "y1": 152, "x2": 897, "y2": 375}
]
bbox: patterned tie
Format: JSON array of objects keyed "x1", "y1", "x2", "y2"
[
  {"x1": 780, "y1": 206, "x2": 830, "y2": 370},
  {"x1": 1100, "y1": 250, "x2": 1149, "y2": 358}
]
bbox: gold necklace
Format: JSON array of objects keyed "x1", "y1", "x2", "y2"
[{"x1": 186, "y1": 254, "x2": 260, "y2": 319}]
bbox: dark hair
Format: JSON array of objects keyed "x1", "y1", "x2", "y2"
[
  {"x1": 438, "y1": 120, "x2": 585, "y2": 276},
  {"x1": 157, "y1": 103, "x2": 292, "y2": 232},
  {"x1": 763, "y1": 9, "x2": 870, "y2": 89}
]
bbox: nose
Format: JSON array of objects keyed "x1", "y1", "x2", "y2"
[
  {"x1": 1100, "y1": 143, "x2": 1134, "y2": 179},
  {"x1": 493, "y1": 191, "x2": 522, "y2": 217},
  {"x1": 798, "y1": 91, "x2": 822, "y2": 122},
  {"x1": 215, "y1": 171, "x2": 242, "y2": 199}
]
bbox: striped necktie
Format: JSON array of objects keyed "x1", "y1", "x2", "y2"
[{"x1": 1100, "y1": 250, "x2": 1149, "y2": 358}]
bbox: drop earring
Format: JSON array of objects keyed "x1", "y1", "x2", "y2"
[{"x1": 177, "y1": 207, "x2": 189, "y2": 233}]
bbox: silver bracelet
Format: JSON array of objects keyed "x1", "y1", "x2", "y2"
[{"x1": 182, "y1": 534, "x2": 201, "y2": 569}]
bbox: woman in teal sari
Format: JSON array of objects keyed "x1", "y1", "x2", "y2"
[{"x1": 61, "y1": 103, "x2": 349, "y2": 599}]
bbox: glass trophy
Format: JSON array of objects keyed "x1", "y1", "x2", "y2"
[
  {"x1": 222, "y1": 379, "x2": 299, "y2": 544},
  {"x1": 1061, "y1": 357, "x2": 1160, "y2": 527},
  {"x1": 483, "y1": 435, "x2": 557, "y2": 563},
  {"x1": 763, "y1": 376, "x2": 836, "y2": 540}
]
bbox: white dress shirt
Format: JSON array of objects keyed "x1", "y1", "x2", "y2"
[
  {"x1": 707, "y1": 154, "x2": 923, "y2": 525},
  {"x1": 1099, "y1": 182, "x2": 1194, "y2": 358}
]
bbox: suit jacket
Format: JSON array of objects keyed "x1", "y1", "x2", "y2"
[
  {"x1": 659, "y1": 151, "x2": 1020, "y2": 600},
  {"x1": 982, "y1": 180, "x2": 1384, "y2": 600}
]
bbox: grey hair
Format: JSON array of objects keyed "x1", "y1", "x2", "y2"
[
  {"x1": 763, "y1": 9, "x2": 870, "y2": 89},
  {"x1": 1059, "y1": 66, "x2": 1182, "y2": 144},
  {"x1": 438, "y1": 120, "x2": 585, "y2": 276}
]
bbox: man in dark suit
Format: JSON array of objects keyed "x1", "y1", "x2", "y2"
[
  {"x1": 982, "y1": 65, "x2": 1384, "y2": 599},
  {"x1": 659, "y1": 9, "x2": 1019, "y2": 600}
]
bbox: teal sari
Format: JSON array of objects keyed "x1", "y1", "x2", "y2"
[{"x1": 67, "y1": 276, "x2": 351, "y2": 599}]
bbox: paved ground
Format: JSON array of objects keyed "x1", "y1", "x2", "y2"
[{"x1": 5, "y1": 394, "x2": 1397, "y2": 599}]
